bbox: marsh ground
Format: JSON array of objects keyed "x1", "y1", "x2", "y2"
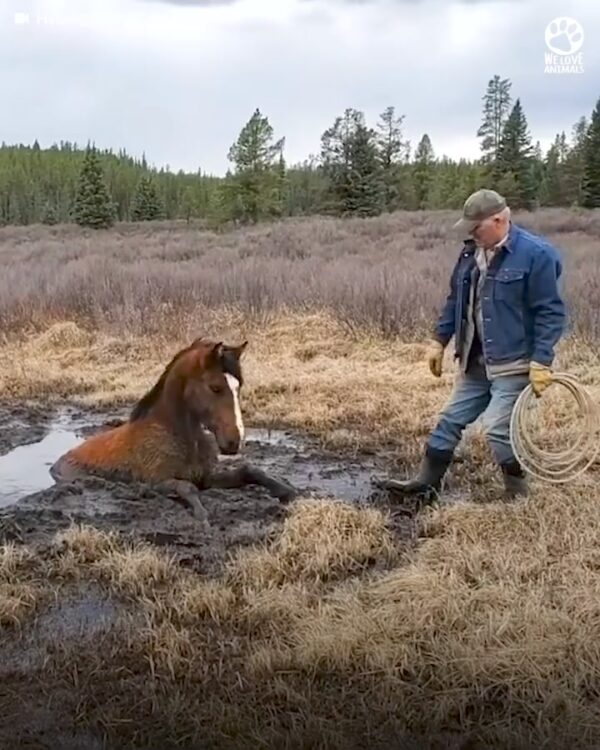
[{"x1": 1, "y1": 209, "x2": 600, "y2": 749}]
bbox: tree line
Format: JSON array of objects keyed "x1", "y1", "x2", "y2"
[{"x1": 1, "y1": 74, "x2": 599, "y2": 229}]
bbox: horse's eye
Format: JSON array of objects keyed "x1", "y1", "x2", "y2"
[{"x1": 210, "y1": 385, "x2": 224, "y2": 395}]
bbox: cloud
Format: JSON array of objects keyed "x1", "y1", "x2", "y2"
[
  {"x1": 0, "y1": 0, "x2": 597, "y2": 175},
  {"x1": 299, "y1": 0, "x2": 519, "y2": 3},
  {"x1": 140, "y1": 0, "x2": 238, "y2": 5}
]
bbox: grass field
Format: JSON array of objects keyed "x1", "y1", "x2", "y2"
[{"x1": 1, "y1": 208, "x2": 600, "y2": 748}]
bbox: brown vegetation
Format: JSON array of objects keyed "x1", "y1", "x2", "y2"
[
  {"x1": 1, "y1": 209, "x2": 600, "y2": 748},
  {"x1": 5, "y1": 485, "x2": 600, "y2": 748},
  {"x1": 1, "y1": 208, "x2": 599, "y2": 342}
]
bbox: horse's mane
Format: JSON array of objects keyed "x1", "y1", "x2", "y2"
[{"x1": 129, "y1": 338, "x2": 203, "y2": 422}]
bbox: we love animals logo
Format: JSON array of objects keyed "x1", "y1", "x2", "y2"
[{"x1": 544, "y1": 17, "x2": 585, "y2": 75}]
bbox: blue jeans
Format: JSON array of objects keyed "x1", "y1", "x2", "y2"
[{"x1": 427, "y1": 367, "x2": 529, "y2": 466}]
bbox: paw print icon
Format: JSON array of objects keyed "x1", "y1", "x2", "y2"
[{"x1": 545, "y1": 17, "x2": 584, "y2": 55}]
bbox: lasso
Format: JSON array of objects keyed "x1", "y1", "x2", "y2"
[{"x1": 509, "y1": 372, "x2": 600, "y2": 483}]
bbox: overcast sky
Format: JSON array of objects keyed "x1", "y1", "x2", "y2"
[{"x1": 1, "y1": 0, "x2": 598, "y2": 175}]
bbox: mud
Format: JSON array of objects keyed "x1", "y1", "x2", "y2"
[
  {"x1": 0, "y1": 403, "x2": 413, "y2": 573},
  {"x1": 0, "y1": 403, "x2": 418, "y2": 749},
  {"x1": 0, "y1": 582, "x2": 132, "y2": 750},
  {"x1": 0, "y1": 402, "x2": 55, "y2": 455}
]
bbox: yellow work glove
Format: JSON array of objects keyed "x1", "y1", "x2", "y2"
[
  {"x1": 426, "y1": 340, "x2": 445, "y2": 378},
  {"x1": 529, "y1": 361, "x2": 553, "y2": 397}
]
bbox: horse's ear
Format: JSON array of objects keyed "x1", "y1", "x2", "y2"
[
  {"x1": 235, "y1": 341, "x2": 248, "y2": 358},
  {"x1": 207, "y1": 341, "x2": 224, "y2": 365},
  {"x1": 223, "y1": 341, "x2": 248, "y2": 359}
]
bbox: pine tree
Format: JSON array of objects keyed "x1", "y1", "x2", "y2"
[
  {"x1": 42, "y1": 201, "x2": 58, "y2": 225},
  {"x1": 73, "y1": 146, "x2": 115, "y2": 229},
  {"x1": 557, "y1": 131, "x2": 569, "y2": 162},
  {"x1": 208, "y1": 170, "x2": 244, "y2": 228},
  {"x1": 495, "y1": 171, "x2": 520, "y2": 206},
  {"x1": 345, "y1": 121, "x2": 385, "y2": 216},
  {"x1": 539, "y1": 144, "x2": 560, "y2": 206},
  {"x1": 275, "y1": 152, "x2": 288, "y2": 217},
  {"x1": 226, "y1": 108, "x2": 285, "y2": 224},
  {"x1": 285, "y1": 156, "x2": 329, "y2": 216},
  {"x1": 376, "y1": 106, "x2": 409, "y2": 211},
  {"x1": 320, "y1": 109, "x2": 357, "y2": 214},
  {"x1": 320, "y1": 108, "x2": 384, "y2": 217},
  {"x1": 1, "y1": 94, "x2": 598, "y2": 226},
  {"x1": 581, "y1": 97, "x2": 600, "y2": 208},
  {"x1": 539, "y1": 134, "x2": 568, "y2": 206},
  {"x1": 426, "y1": 157, "x2": 456, "y2": 209},
  {"x1": 413, "y1": 134, "x2": 435, "y2": 209},
  {"x1": 494, "y1": 99, "x2": 536, "y2": 209},
  {"x1": 426, "y1": 157, "x2": 481, "y2": 209},
  {"x1": 396, "y1": 163, "x2": 418, "y2": 210},
  {"x1": 181, "y1": 186, "x2": 197, "y2": 224},
  {"x1": 531, "y1": 140, "x2": 545, "y2": 206},
  {"x1": 131, "y1": 175, "x2": 164, "y2": 221},
  {"x1": 564, "y1": 117, "x2": 589, "y2": 205},
  {"x1": 477, "y1": 75, "x2": 512, "y2": 166}
]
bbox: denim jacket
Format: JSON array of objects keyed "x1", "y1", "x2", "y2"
[{"x1": 434, "y1": 222, "x2": 567, "y2": 374}]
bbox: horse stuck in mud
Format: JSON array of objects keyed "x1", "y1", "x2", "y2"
[{"x1": 50, "y1": 337, "x2": 298, "y2": 528}]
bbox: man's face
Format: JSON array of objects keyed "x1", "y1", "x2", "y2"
[{"x1": 470, "y1": 213, "x2": 506, "y2": 249}]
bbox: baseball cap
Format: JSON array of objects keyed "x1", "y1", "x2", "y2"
[{"x1": 453, "y1": 189, "x2": 507, "y2": 233}]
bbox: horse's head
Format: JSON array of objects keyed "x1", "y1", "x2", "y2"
[{"x1": 175, "y1": 338, "x2": 248, "y2": 455}]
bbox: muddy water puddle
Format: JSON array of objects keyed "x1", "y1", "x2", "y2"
[
  {"x1": 0, "y1": 425, "x2": 81, "y2": 507},
  {"x1": 2, "y1": 585, "x2": 124, "y2": 675},
  {"x1": 0, "y1": 410, "x2": 111, "y2": 507},
  {"x1": 0, "y1": 410, "x2": 381, "y2": 508},
  {"x1": 0, "y1": 582, "x2": 131, "y2": 750},
  {"x1": 245, "y1": 427, "x2": 380, "y2": 500}
]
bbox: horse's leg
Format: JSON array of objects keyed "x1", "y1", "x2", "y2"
[
  {"x1": 205, "y1": 463, "x2": 298, "y2": 502},
  {"x1": 157, "y1": 479, "x2": 210, "y2": 529}
]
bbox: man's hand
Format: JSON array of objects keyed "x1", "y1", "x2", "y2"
[
  {"x1": 529, "y1": 361, "x2": 553, "y2": 397},
  {"x1": 426, "y1": 340, "x2": 445, "y2": 378}
]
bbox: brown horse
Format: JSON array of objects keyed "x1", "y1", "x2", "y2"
[{"x1": 50, "y1": 338, "x2": 298, "y2": 528}]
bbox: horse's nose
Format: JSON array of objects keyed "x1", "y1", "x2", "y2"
[{"x1": 222, "y1": 439, "x2": 240, "y2": 455}]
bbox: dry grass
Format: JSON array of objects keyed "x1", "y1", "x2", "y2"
[
  {"x1": 0, "y1": 311, "x2": 460, "y2": 462},
  {"x1": 0, "y1": 582, "x2": 40, "y2": 627},
  {"x1": 2, "y1": 210, "x2": 600, "y2": 747},
  {"x1": 2, "y1": 310, "x2": 600, "y2": 469},
  {"x1": 0, "y1": 544, "x2": 44, "y2": 628},
  {"x1": 225, "y1": 497, "x2": 399, "y2": 590},
  {"x1": 0, "y1": 542, "x2": 35, "y2": 581},
  {"x1": 7, "y1": 483, "x2": 600, "y2": 747}
]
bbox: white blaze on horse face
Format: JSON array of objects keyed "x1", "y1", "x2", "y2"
[{"x1": 225, "y1": 373, "x2": 244, "y2": 441}]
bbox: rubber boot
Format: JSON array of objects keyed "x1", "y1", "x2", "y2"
[
  {"x1": 500, "y1": 459, "x2": 528, "y2": 500},
  {"x1": 377, "y1": 446, "x2": 453, "y2": 503}
]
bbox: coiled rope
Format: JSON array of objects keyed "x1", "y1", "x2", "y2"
[{"x1": 509, "y1": 372, "x2": 600, "y2": 483}]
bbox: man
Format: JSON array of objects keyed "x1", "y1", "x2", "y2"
[{"x1": 381, "y1": 188, "x2": 566, "y2": 501}]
